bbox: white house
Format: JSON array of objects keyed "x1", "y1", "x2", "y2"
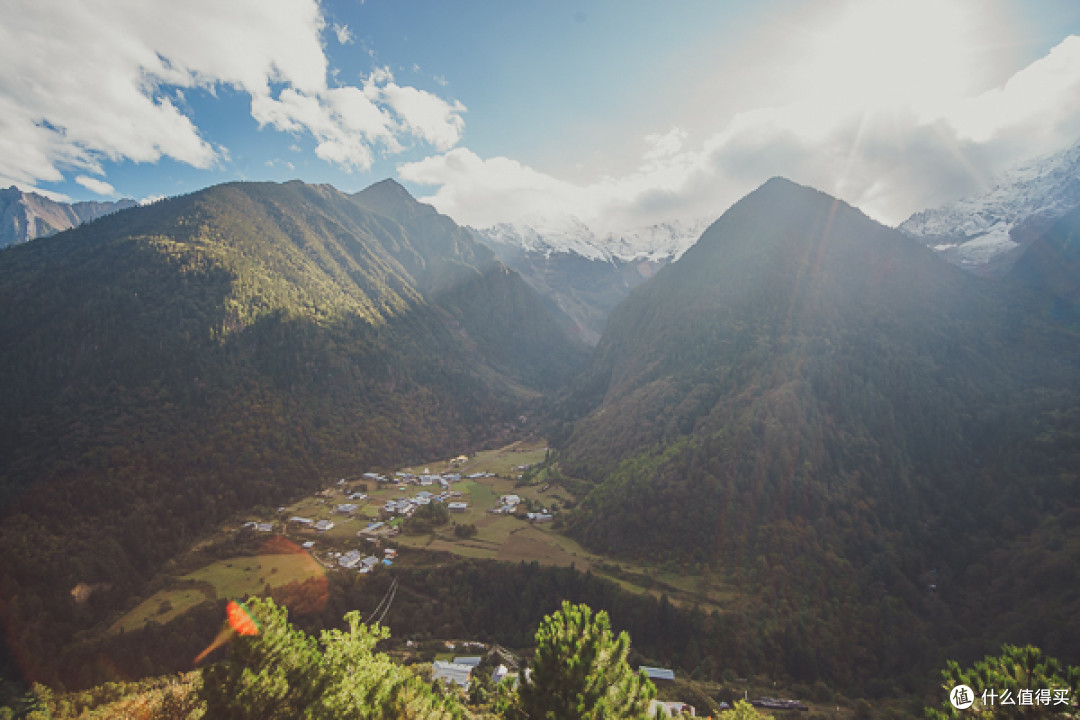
[
  {"x1": 639, "y1": 667, "x2": 675, "y2": 683},
  {"x1": 453, "y1": 656, "x2": 482, "y2": 667},
  {"x1": 432, "y1": 661, "x2": 473, "y2": 689},
  {"x1": 339, "y1": 550, "x2": 364, "y2": 569}
]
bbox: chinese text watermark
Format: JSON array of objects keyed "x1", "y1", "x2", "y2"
[{"x1": 950, "y1": 684, "x2": 1072, "y2": 710}]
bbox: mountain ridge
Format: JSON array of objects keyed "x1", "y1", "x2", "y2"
[
  {"x1": 0, "y1": 178, "x2": 587, "y2": 686},
  {"x1": 471, "y1": 217, "x2": 709, "y2": 344},
  {"x1": 557, "y1": 175, "x2": 1080, "y2": 686},
  {"x1": 0, "y1": 185, "x2": 137, "y2": 247},
  {"x1": 898, "y1": 138, "x2": 1080, "y2": 274}
]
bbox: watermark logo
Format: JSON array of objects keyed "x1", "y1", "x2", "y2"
[
  {"x1": 980, "y1": 688, "x2": 1071, "y2": 707},
  {"x1": 949, "y1": 685, "x2": 1072, "y2": 710},
  {"x1": 950, "y1": 685, "x2": 975, "y2": 710}
]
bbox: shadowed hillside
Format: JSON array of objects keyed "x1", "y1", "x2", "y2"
[
  {"x1": 0, "y1": 179, "x2": 586, "y2": 686},
  {"x1": 558, "y1": 177, "x2": 1080, "y2": 689}
]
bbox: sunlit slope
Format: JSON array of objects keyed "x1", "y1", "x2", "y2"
[
  {"x1": 559, "y1": 177, "x2": 1080, "y2": 685},
  {"x1": 354, "y1": 179, "x2": 588, "y2": 388},
  {"x1": 0, "y1": 179, "x2": 586, "y2": 685}
]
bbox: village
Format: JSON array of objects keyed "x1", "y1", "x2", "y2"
[
  {"x1": 107, "y1": 438, "x2": 821, "y2": 716},
  {"x1": 238, "y1": 442, "x2": 562, "y2": 577},
  {"x1": 248, "y1": 470, "x2": 543, "y2": 572}
]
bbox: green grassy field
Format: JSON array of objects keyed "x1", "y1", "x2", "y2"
[
  {"x1": 182, "y1": 553, "x2": 323, "y2": 598},
  {"x1": 112, "y1": 439, "x2": 736, "y2": 636},
  {"x1": 464, "y1": 441, "x2": 549, "y2": 477},
  {"x1": 111, "y1": 587, "x2": 215, "y2": 633},
  {"x1": 112, "y1": 552, "x2": 325, "y2": 633},
  {"x1": 473, "y1": 516, "x2": 519, "y2": 545}
]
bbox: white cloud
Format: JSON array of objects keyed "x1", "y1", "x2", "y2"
[
  {"x1": 332, "y1": 23, "x2": 354, "y2": 45},
  {"x1": 643, "y1": 127, "x2": 688, "y2": 163},
  {"x1": 75, "y1": 175, "x2": 117, "y2": 196},
  {"x1": 377, "y1": 82, "x2": 466, "y2": 151},
  {"x1": 264, "y1": 159, "x2": 296, "y2": 171},
  {"x1": 399, "y1": 144, "x2": 718, "y2": 234},
  {"x1": 403, "y1": 14, "x2": 1080, "y2": 232},
  {"x1": 0, "y1": 0, "x2": 466, "y2": 189},
  {"x1": 944, "y1": 35, "x2": 1080, "y2": 147}
]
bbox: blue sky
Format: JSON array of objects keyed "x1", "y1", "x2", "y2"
[{"x1": 3, "y1": 0, "x2": 1080, "y2": 233}]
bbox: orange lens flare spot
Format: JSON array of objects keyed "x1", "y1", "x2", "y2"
[{"x1": 227, "y1": 600, "x2": 259, "y2": 636}]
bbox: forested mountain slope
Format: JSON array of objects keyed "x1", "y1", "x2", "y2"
[
  {"x1": 0, "y1": 179, "x2": 586, "y2": 685},
  {"x1": 558, "y1": 177, "x2": 1080, "y2": 688},
  {"x1": 1006, "y1": 203, "x2": 1080, "y2": 310}
]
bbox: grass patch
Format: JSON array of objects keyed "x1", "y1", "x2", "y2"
[
  {"x1": 458, "y1": 441, "x2": 549, "y2": 477},
  {"x1": 180, "y1": 553, "x2": 324, "y2": 600},
  {"x1": 460, "y1": 479, "x2": 495, "y2": 511},
  {"x1": 395, "y1": 534, "x2": 435, "y2": 549},
  {"x1": 495, "y1": 527, "x2": 588, "y2": 569},
  {"x1": 113, "y1": 552, "x2": 325, "y2": 634},
  {"x1": 427, "y1": 540, "x2": 499, "y2": 559},
  {"x1": 111, "y1": 587, "x2": 215, "y2": 633},
  {"x1": 474, "y1": 516, "x2": 519, "y2": 545}
]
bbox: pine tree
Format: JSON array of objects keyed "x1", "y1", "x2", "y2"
[
  {"x1": 729, "y1": 699, "x2": 773, "y2": 720},
  {"x1": 517, "y1": 601, "x2": 655, "y2": 720},
  {"x1": 924, "y1": 644, "x2": 1080, "y2": 719},
  {"x1": 199, "y1": 597, "x2": 461, "y2": 719},
  {"x1": 200, "y1": 597, "x2": 326, "y2": 719}
]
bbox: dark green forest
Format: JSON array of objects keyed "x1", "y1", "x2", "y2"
[
  {"x1": 1, "y1": 176, "x2": 1078, "y2": 712},
  {"x1": 0, "y1": 180, "x2": 586, "y2": 686},
  {"x1": 556, "y1": 178, "x2": 1080, "y2": 688}
]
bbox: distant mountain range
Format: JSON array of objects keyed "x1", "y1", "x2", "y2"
[
  {"x1": 476, "y1": 138, "x2": 1080, "y2": 339},
  {"x1": 475, "y1": 215, "x2": 708, "y2": 263},
  {"x1": 472, "y1": 217, "x2": 709, "y2": 344},
  {"x1": 0, "y1": 185, "x2": 136, "y2": 247},
  {"x1": 899, "y1": 138, "x2": 1080, "y2": 275}
]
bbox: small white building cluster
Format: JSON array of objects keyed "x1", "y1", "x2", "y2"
[
  {"x1": 380, "y1": 487, "x2": 462, "y2": 518},
  {"x1": 334, "y1": 547, "x2": 396, "y2": 573},
  {"x1": 288, "y1": 516, "x2": 335, "y2": 532},
  {"x1": 386, "y1": 470, "x2": 469, "y2": 488},
  {"x1": 430, "y1": 652, "x2": 506, "y2": 691},
  {"x1": 490, "y1": 494, "x2": 521, "y2": 514}
]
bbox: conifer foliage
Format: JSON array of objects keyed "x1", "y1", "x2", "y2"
[
  {"x1": 517, "y1": 601, "x2": 655, "y2": 720},
  {"x1": 925, "y1": 644, "x2": 1080, "y2": 719},
  {"x1": 199, "y1": 597, "x2": 461, "y2": 720}
]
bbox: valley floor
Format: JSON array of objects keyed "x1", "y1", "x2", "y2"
[{"x1": 113, "y1": 439, "x2": 736, "y2": 637}]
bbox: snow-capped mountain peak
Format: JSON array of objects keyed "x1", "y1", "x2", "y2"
[
  {"x1": 898, "y1": 138, "x2": 1080, "y2": 273},
  {"x1": 473, "y1": 215, "x2": 711, "y2": 264}
]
